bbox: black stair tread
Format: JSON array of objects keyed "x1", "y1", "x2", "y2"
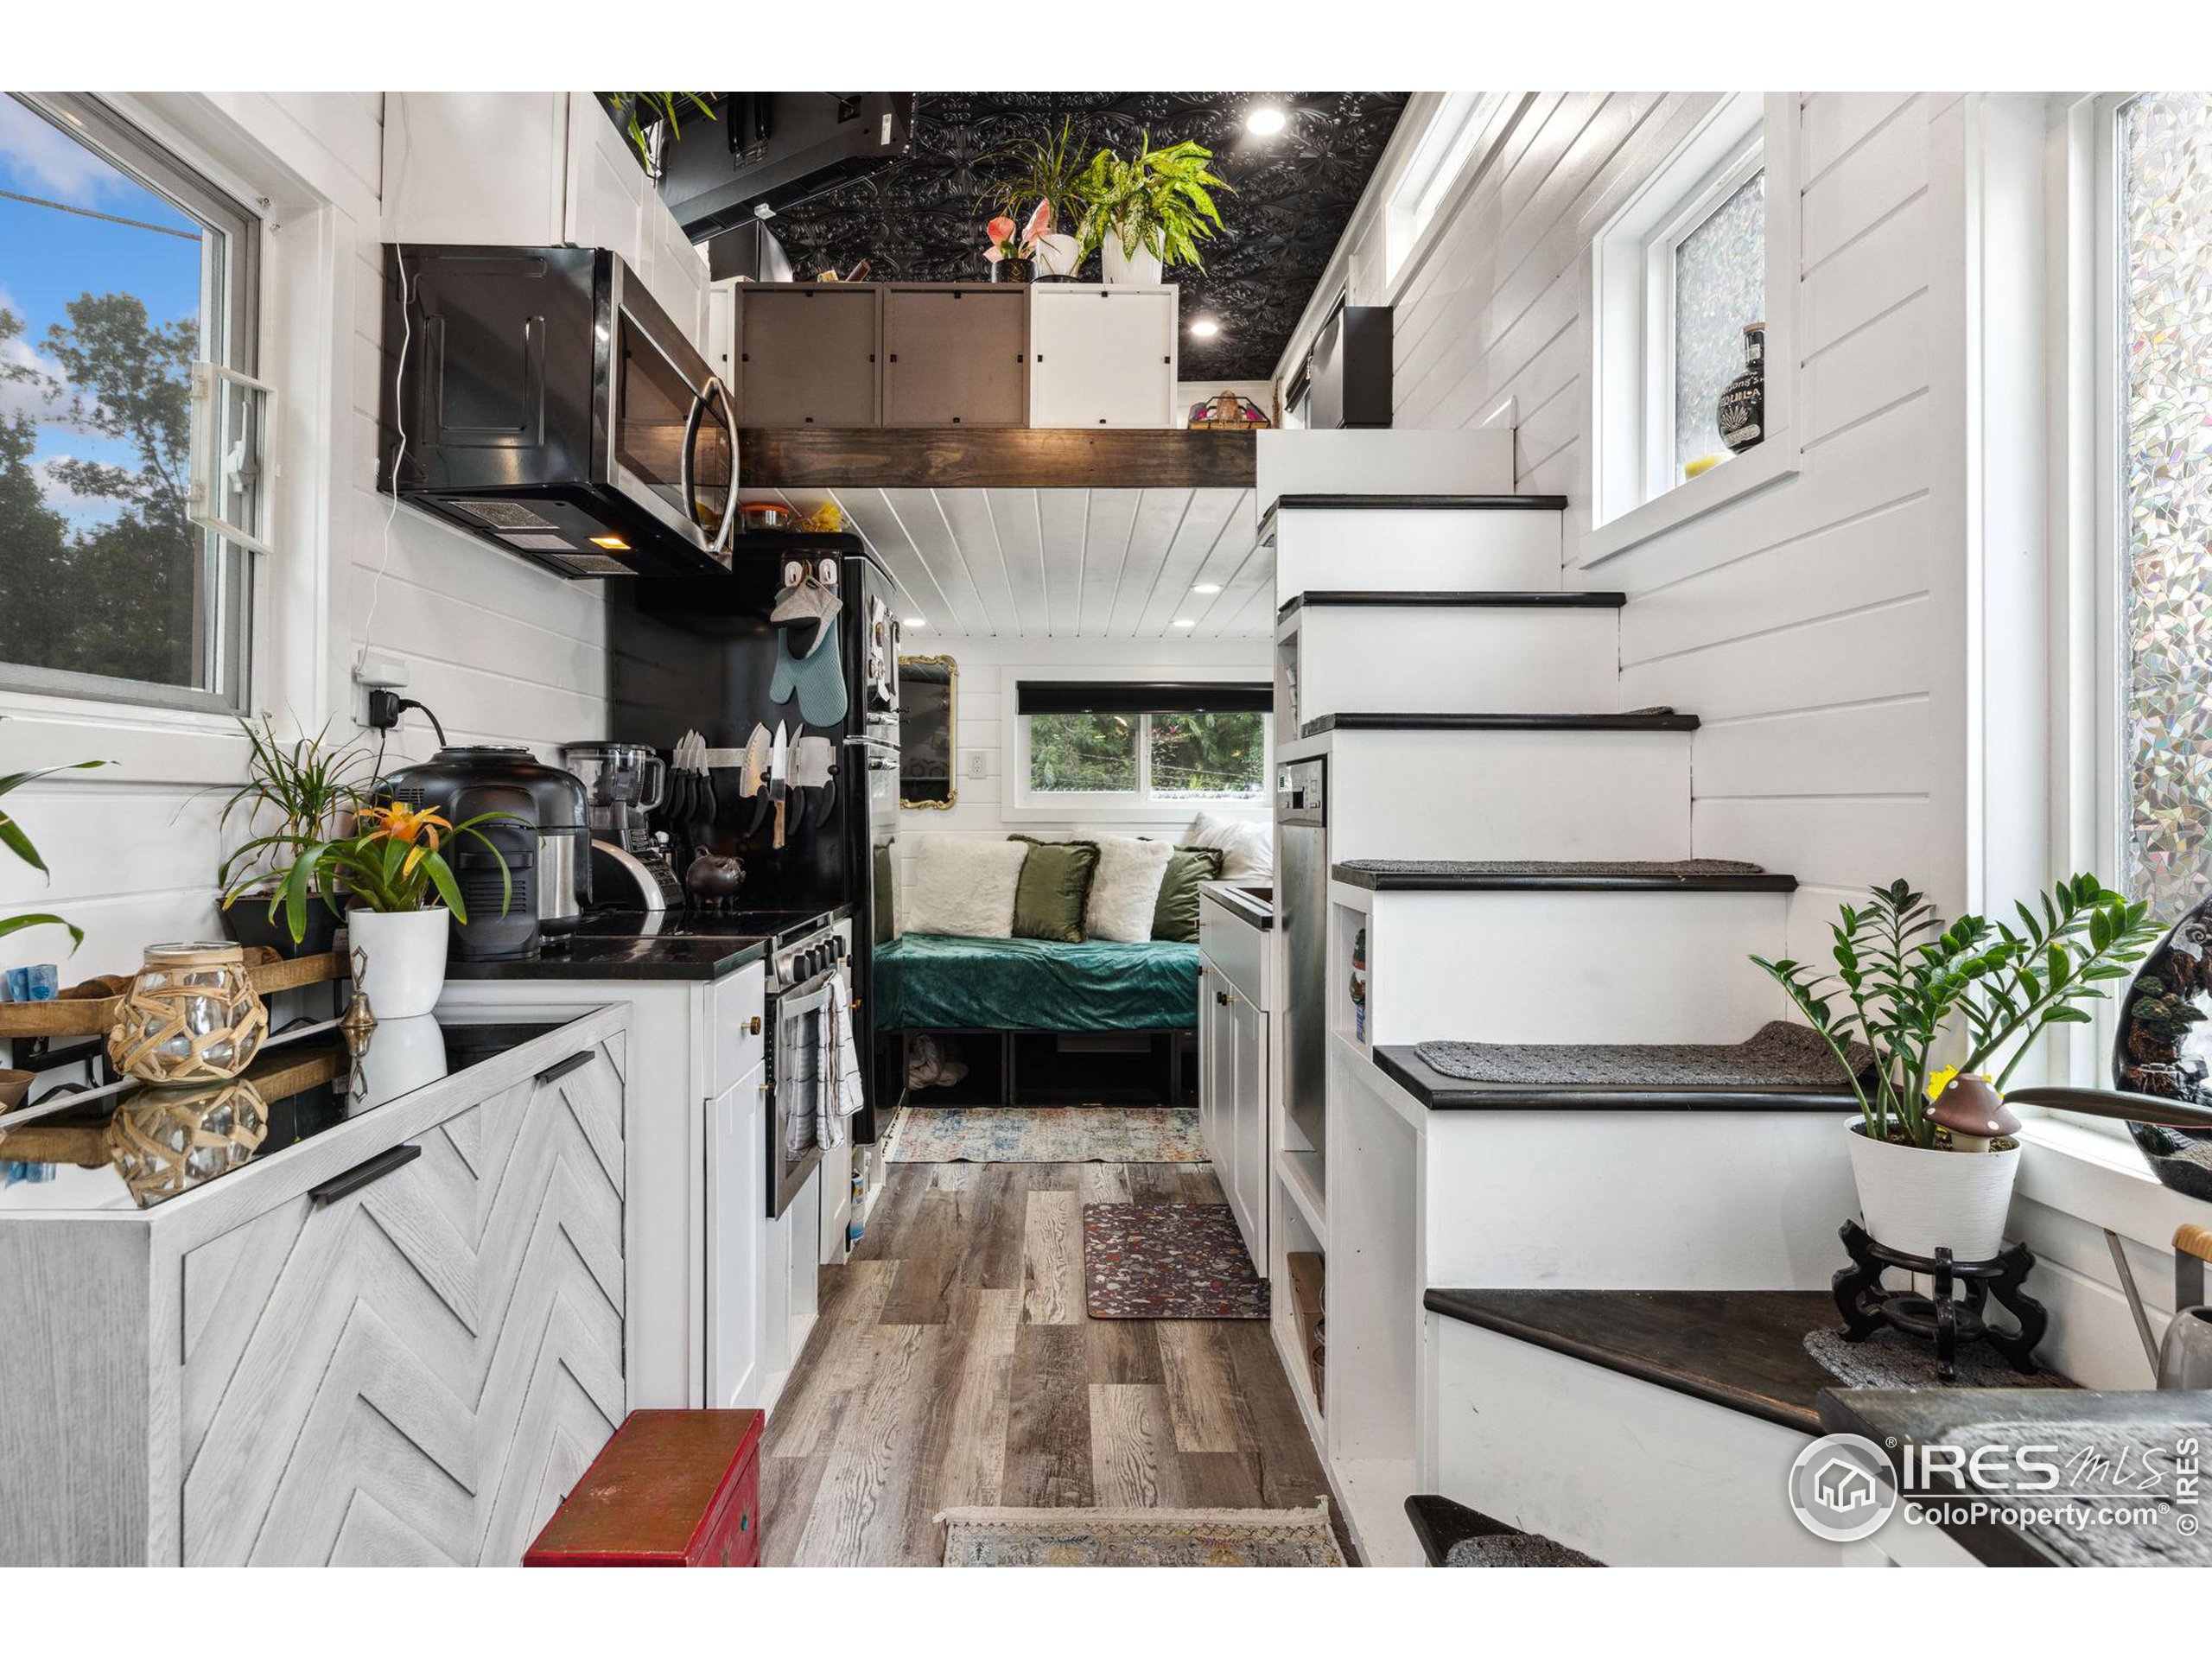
[
  {"x1": 1405, "y1": 1495, "x2": 1603, "y2": 1568},
  {"x1": 1423, "y1": 1288, "x2": 1846, "y2": 1433},
  {"x1": 1274, "y1": 493, "x2": 1570, "y2": 511},
  {"x1": 1332, "y1": 858, "x2": 1797, "y2": 893},
  {"x1": 1280, "y1": 589, "x2": 1624, "y2": 615},
  {"x1": 1375, "y1": 1022, "x2": 1867, "y2": 1113},
  {"x1": 1302, "y1": 709, "x2": 1698, "y2": 737}
]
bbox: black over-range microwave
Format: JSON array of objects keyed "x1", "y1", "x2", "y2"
[{"x1": 379, "y1": 245, "x2": 738, "y2": 578}]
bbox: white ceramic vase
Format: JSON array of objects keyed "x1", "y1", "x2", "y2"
[
  {"x1": 353, "y1": 1012, "x2": 449, "y2": 1109},
  {"x1": 1033, "y1": 232, "x2": 1082, "y2": 279},
  {"x1": 1101, "y1": 234, "x2": 1163, "y2": 286},
  {"x1": 1846, "y1": 1122, "x2": 2021, "y2": 1262},
  {"x1": 346, "y1": 907, "x2": 451, "y2": 1020}
]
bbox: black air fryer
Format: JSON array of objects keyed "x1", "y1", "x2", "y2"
[{"x1": 378, "y1": 747, "x2": 591, "y2": 960}]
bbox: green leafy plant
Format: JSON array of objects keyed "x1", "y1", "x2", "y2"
[
  {"x1": 270, "y1": 800, "x2": 517, "y2": 946},
  {"x1": 1753, "y1": 874, "x2": 2163, "y2": 1148},
  {"x1": 0, "y1": 760, "x2": 106, "y2": 950},
  {"x1": 601, "y1": 93, "x2": 717, "y2": 174},
  {"x1": 215, "y1": 718, "x2": 374, "y2": 925},
  {"x1": 994, "y1": 118, "x2": 1094, "y2": 228},
  {"x1": 1074, "y1": 134, "x2": 1230, "y2": 271}
]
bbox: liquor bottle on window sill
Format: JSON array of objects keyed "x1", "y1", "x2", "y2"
[{"x1": 1717, "y1": 321, "x2": 1766, "y2": 454}]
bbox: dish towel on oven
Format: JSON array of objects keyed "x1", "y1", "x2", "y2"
[{"x1": 818, "y1": 968, "x2": 865, "y2": 1149}]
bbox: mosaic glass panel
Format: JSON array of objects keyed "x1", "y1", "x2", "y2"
[{"x1": 1672, "y1": 169, "x2": 1766, "y2": 480}]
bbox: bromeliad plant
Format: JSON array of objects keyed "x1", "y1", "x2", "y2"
[
  {"x1": 1074, "y1": 134, "x2": 1230, "y2": 270},
  {"x1": 270, "y1": 800, "x2": 517, "y2": 946},
  {"x1": 1753, "y1": 875, "x2": 2163, "y2": 1149},
  {"x1": 0, "y1": 760, "x2": 106, "y2": 950}
]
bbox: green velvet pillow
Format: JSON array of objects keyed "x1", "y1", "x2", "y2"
[
  {"x1": 1152, "y1": 845, "x2": 1224, "y2": 943},
  {"x1": 1007, "y1": 836, "x2": 1101, "y2": 943}
]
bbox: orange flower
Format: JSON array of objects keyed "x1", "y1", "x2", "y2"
[
  {"x1": 362, "y1": 800, "x2": 450, "y2": 850},
  {"x1": 985, "y1": 214, "x2": 1016, "y2": 248}
]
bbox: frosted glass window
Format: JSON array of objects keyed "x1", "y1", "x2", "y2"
[
  {"x1": 2121, "y1": 92, "x2": 2212, "y2": 921},
  {"x1": 1671, "y1": 170, "x2": 1766, "y2": 480}
]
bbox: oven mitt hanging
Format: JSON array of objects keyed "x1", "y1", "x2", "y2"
[
  {"x1": 771, "y1": 569, "x2": 843, "y2": 658},
  {"x1": 769, "y1": 613, "x2": 849, "y2": 727}
]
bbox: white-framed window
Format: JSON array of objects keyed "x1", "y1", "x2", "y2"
[
  {"x1": 1586, "y1": 92, "x2": 1800, "y2": 563},
  {"x1": 1011, "y1": 679, "x2": 1271, "y2": 818},
  {"x1": 1383, "y1": 93, "x2": 1505, "y2": 285},
  {"x1": 0, "y1": 92, "x2": 264, "y2": 715}
]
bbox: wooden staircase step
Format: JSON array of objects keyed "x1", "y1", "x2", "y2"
[
  {"x1": 1404, "y1": 1494, "x2": 1604, "y2": 1567},
  {"x1": 1332, "y1": 858, "x2": 1796, "y2": 893},
  {"x1": 1304, "y1": 709, "x2": 1696, "y2": 738},
  {"x1": 1280, "y1": 589, "x2": 1624, "y2": 614},
  {"x1": 1374, "y1": 1022, "x2": 1865, "y2": 1114}
]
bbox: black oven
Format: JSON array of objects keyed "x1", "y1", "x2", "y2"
[{"x1": 382, "y1": 245, "x2": 737, "y2": 579}]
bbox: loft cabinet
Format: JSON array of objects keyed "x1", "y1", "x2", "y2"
[
  {"x1": 1028, "y1": 284, "x2": 1179, "y2": 428},
  {"x1": 724, "y1": 283, "x2": 882, "y2": 428},
  {"x1": 382, "y1": 92, "x2": 705, "y2": 348},
  {"x1": 882, "y1": 284, "x2": 1029, "y2": 427}
]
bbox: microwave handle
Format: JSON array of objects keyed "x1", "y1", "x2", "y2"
[{"x1": 681, "y1": 375, "x2": 741, "y2": 556}]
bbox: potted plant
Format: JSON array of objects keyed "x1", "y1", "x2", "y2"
[
  {"x1": 1074, "y1": 134, "x2": 1230, "y2": 285},
  {"x1": 993, "y1": 118, "x2": 1090, "y2": 279},
  {"x1": 981, "y1": 213, "x2": 1033, "y2": 283},
  {"x1": 1754, "y1": 875, "x2": 2161, "y2": 1260},
  {"x1": 214, "y1": 718, "x2": 372, "y2": 959},
  {"x1": 1, "y1": 760, "x2": 104, "y2": 954},
  {"x1": 271, "y1": 799, "x2": 518, "y2": 1019},
  {"x1": 599, "y1": 92, "x2": 715, "y2": 178}
]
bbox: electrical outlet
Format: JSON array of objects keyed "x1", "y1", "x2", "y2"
[{"x1": 966, "y1": 753, "x2": 988, "y2": 780}]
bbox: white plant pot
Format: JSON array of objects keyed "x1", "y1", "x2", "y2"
[
  {"x1": 353, "y1": 1012, "x2": 449, "y2": 1109},
  {"x1": 1101, "y1": 235, "x2": 1163, "y2": 286},
  {"x1": 1846, "y1": 1122, "x2": 2021, "y2": 1262},
  {"x1": 1033, "y1": 232, "x2": 1083, "y2": 279},
  {"x1": 346, "y1": 907, "x2": 451, "y2": 1020}
]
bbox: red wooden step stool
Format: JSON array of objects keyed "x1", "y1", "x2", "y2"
[{"x1": 524, "y1": 1408, "x2": 764, "y2": 1567}]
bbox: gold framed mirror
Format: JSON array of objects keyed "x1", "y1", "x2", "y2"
[{"x1": 899, "y1": 654, "x2": 957, "y2": 809}]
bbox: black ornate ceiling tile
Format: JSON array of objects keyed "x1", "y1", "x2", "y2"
[{"x1": 765, "y1": 92, "x2": 1408, "y2": 380}]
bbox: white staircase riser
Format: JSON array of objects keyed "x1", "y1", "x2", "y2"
[
  {"x1": 1287, "y1": 606, "x2": 1621, "y2": 721},
  {"x1": 1274, "y1": 511, "x2": 1562, "y2": 605},
  {"x1": 1356, "y1": 888, "x2": 1793, "y2": 1045},
  {"x1": 1325, "y1": 729, "x2": 1691, "y2": 862},
  {"x1": 1254, "y1": 429, "x2": 1515, "y2": 510}
]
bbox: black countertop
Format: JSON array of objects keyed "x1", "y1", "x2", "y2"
[
  {"x1": 442, "y1": 906, "x2": 844, "y2": 982},
  {"x1": 0, "y1": 1016, "x2": 569, "y2": 1214},
  {"x1": 1199, "y1": 881, "x2": 1274, "y2": 931}
]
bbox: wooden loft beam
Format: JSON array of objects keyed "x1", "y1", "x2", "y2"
[{"x1": 738, "y1": 427, "x2": 1257, "y2": 490}]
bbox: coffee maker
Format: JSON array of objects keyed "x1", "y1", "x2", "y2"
[{"x1": 564, "y1": 742, "x2": 683, "y2": 908}]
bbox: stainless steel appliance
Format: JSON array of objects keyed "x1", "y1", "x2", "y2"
[
  {"x1": 1278, "y1": 757, "x2": 1328, "y2": 1157},
  {"x1": 588, "y1": 836, "x2": 684, "y2": 911},
  {"x1": 765, "y1": 916, "x2": 852, "y2": 1219},
  {"x1": 381, "y1": 245, "x2": 737, "y2": 579},
  {"x1": 379, "y1": 746, "x2": 592, "y2": 958}
]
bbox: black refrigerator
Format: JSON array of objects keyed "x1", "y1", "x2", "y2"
[{"x1": 606, "y1": 534, "x2": 900, "y2": 1141}]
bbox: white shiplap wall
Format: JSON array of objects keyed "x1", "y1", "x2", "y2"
[
  {"x1": 0, "y1": 92, "x2": 610, "y2": 982},
  {"x1": 1370, "y1": 92, "x2": 1961, "y2": 953}
]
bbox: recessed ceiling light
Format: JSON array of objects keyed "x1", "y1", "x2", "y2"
[
  {"x1": 902, "y1": 616, "x2": 926, "y2": 628},
  {"x1": 1172, "y1": 618, "x2": 1198, "y2": 628},
  {"x1": 588, "y1": 534, "x2": 632, "y2": 551},
  {"x1": 1189, "y1": 317, "x2": 1219, "y2": 338},
  {"x1": 1246, "y1": 105, "x2": 1287, "y2": 137},
  {"x1": 1192, "y1": 582, "x2": 1222, "y2": 594}
]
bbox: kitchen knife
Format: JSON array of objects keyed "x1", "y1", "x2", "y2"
[{"x1": 770, "y1": 721, "x2": 790, "y2": 849}]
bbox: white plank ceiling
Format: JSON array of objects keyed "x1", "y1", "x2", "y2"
[{"x1": 747, "y1": 486, "x2": 1272, "y2": 640}]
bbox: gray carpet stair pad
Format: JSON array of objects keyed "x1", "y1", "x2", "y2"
[
  {"x1": 1414, "y1": 1020, "x2": 1873, "y2": 1090},
  {"x1": 1802, "y1": 1327, "x2": 2070, "y2": 1392},
  {"x1": 1446, "y1": 1533, "x2": 1604, "y2": 1567}
]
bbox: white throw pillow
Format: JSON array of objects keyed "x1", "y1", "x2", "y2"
[
  {"x1": 905, "y1": 835, "x2": 1028, "y2": 938},
  {"x1": 1182, "y1": 810, "x2": 1273, "y2": 881},
  {"x1": 1085, "y1": 835, "x2": 1176, "y2": 943}
]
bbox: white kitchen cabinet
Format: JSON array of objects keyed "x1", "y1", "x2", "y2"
[
  {"x1": 382, "y1": 92, "x2": 704, "y2": 347},
  {"x1": 706, "y1": 1059, "x2": 767, "y2": 1410},
  {"x1": 0, "y1": 1009, "x2": 628, "y2": 1567},
  {"x1": 1198, "y1": 887, "x2": 1274, "y2": 1270},
  {"x1": 1028, "y1": 283, "x2": 1179, "y2": 428}
]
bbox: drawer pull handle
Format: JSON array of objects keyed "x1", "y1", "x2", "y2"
[
  {"x1": 535, "y1": 1051, "x2": 594, "y2": 1086},
  {"x1": 1216, "y1": 990, "x2": 1235, "y2": 1007},
  {"x1": 309, "y1": 1143, "x2": 421, "y2": 1206},
  {"x1": 747, "y1": 1015, "x2": 763, "y2": 1035}
]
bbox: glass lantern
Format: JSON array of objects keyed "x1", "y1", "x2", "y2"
[{"x1": 106, "y1": 942, "x2": 270, "y2": 1084}]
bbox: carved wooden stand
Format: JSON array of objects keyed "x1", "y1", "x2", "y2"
[{"x1": 1832, "y1": 1219, "x2": 2049, "y2": 1382}]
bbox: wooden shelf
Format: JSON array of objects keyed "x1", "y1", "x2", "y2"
[
  {"x1": 0, "y1": 951, "x2": 347, "y2": 1040},
  {"x1": 1277, "y1": 1148, "x2": 1328, "y2": 1246},
  {"x1": 740, "y1": 426, "x2": 1255, "y2": 490}
]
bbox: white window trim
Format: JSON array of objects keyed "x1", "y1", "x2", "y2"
[
  {"x1": 1001, "y1": 665, "x2": 1272, "y2": 825},
  {"x1": 1581, "y1": 92, "x2": 1803, "y2": 569},
  {"x1": 1383, "y1": 92, "x2": 1506, "y2": 288}
]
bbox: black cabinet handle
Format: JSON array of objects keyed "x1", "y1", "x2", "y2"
[
  {"x1": 310, "y1": 1143, "x2": 421, "y2": 1207},
  {"x1": 536, "y1": 1051, "x2": 594, "y2": 1086}
]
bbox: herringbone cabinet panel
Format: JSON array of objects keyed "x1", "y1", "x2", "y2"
[{"x1": 179, "y1": 1046, "x2": 626, "y2": 1566}]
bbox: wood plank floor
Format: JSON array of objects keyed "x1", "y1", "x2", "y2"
[{"x1": 760, "y1": 1159, "x2": 1338, "y2": 1566}]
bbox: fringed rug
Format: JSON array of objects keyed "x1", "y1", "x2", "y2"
[
  {"x1": 1083, "y1": 1202, "x2": 1268, "y2": 1319},
  {"x1": 938, "y1": 1502, "x2": 1343, "y2": 1567},
  {"x1": 887, "y1": 1105, "x2": 1205, "y2": 1165}
]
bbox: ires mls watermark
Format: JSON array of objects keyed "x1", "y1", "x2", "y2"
[{"x1": 1788, "y1": 1429, "x2": 2203, "y2": 1547}]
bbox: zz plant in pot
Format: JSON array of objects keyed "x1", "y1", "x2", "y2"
[
  {"x1": 1074, "y1": 134, "x2": 1229, "y2": 283},
  {"x1": 271, "y1": 799, "x2": 518, "y2": 1020},
  {"x1": 214, "y1": 717, "x2": 372, "y2": 958},
  {"x1": 1753, "y1": 875, "x2": 2162, "y2": 1260}
]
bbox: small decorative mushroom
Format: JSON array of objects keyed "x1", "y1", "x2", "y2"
[{"x1": 1926, "y1": 1072, "x2": 2020, "y2": 1152}]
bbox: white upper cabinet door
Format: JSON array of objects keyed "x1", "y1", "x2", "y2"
[{"x1": 1028, "y1": 284, "x2": 1179, "y2": 429}]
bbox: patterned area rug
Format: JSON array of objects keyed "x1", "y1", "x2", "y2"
[
  {"x1": 1083, "y1": 1202, "x2": 1268, "y2": 1319},
  {"x1": 938, "y1": 1503, "x2": 1344, "y2": 1567},
  {"x1": 887, "y1": 1106, "x2": 1205, "y2": 1164}
]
